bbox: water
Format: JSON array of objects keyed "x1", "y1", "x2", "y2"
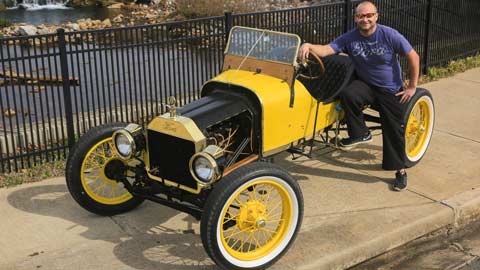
[{"x1": 1, "y1": 6, "x2": 125, "y2": 25}]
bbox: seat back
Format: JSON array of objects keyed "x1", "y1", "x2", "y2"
[{"x1": 299, "y1": 54, "x2": 355, "y2": 103}]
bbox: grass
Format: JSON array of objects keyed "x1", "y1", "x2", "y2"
[
  {"x1": 418, "y1": 54, "x2": 480, "y2": 84},
  {"x1": 0, "y1": 54, "x2": 480, "y2": 189},
  {"x1": 0, "y1": 159, "x2": 66, "y2": 188}
]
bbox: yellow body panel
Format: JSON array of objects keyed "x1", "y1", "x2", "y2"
[{"x1": 206, "y1": 69, "x2": 342, "y2": 155}]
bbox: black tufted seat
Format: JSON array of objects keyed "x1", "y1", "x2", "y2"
[{"x1": 298, "y1": 54, "x2": 355, "y2": 104}]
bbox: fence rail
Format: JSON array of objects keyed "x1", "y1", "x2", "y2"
[{"x1": 1, "y1": 0, "x2": 479, "y2": 173}]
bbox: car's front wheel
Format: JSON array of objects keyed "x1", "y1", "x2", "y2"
[
  {"x1": 201, "y1": 162, "x2": 303, "y2": 270},
  {"x1": 66, "y1": 123, "x2": 144, "y2": 216}
]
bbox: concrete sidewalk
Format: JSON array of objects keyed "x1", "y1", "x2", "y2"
[{"x1": 1, "y1": 68, "x2": 480, "y2": 270}]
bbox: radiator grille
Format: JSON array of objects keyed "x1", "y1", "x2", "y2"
[{"x1": 147, "y1": 130, "x2": 197, "y2": 189}]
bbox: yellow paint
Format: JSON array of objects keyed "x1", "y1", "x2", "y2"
[
  {"x1": 147, "y1": 114, "x2": 206, "y2": 148},
  {"x1": 206, "y1": 69, "x2": 341, "y2": 155}
]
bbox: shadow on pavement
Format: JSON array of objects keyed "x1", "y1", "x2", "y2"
[{"x1": 6, "y1": 184, "x2": 216, "y2": 269}]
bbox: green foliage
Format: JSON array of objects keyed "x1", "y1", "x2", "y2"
[
  {"x1": 0, "y1": 159, "x2": 66, "y2": 188},
  {"x1": 175, "y1": 0, "x2": 287, "y2": 19},
  {"x1": 0, "y1": 18, "x2": 12, "y2": 28},
  {"x1": 427, "y1": 54, "x2": 480, "y2": 81},
  {"x1": 3, "y1": 0, "x2": 16, "y2": 7},
  {"x1": 175, "y1": 0, "x2": 226, "y2": 19}
]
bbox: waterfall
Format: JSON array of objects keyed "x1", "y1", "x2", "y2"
[{"x1": 15, "y1": 0, "x2": 71, "y2": 10}]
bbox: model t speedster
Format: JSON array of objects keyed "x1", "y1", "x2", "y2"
[{"x1": 66, "y1": 26, "x2": 434, "y2": 269}]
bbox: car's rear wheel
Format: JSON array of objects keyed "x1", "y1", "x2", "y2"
[
  {"x1": 404, "y1": 88, "x2": 435, "y2": 167},
  {"x1": 66, "y1": 123, "x2": 144, "y2": 216},
  {"x1": 201, "y1": 162, "x2": 303, "y2": 270}
]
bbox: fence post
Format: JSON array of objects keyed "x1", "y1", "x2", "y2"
[
  {"x1": 225, "y1": 12, "x2": 233, "y2": 43},
  {"x1": 344, "y1": 0, "x2": 352, "y2": 33},
  {"x1": 422, "y1": 0, "x2": 433, "y2": 74},
  {"x1": 57, "y1": 28, "x2": 75, "y2": 150}
]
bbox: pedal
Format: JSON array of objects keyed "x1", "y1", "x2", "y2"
[{"x1": 286, "y1": 147, "x2": 305, "y2": 155}]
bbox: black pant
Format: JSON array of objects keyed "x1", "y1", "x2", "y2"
[{"x1": 340, "y1": 80, "x2": 407, "y2": 171}]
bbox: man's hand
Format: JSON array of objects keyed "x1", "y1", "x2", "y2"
[
  {"x1": 298, "y1": 43, "x2": 312, "y2": 60},
  {"x1": 298, "y1": 43, "x2": 335, "y2": 60},
  {"x1": 396, "y1": 86, "x2": 416, "y2": 104}
]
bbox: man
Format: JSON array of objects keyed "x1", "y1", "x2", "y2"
[{"x1": 299, "y1": 0, "x2": 420, "y2": 191}]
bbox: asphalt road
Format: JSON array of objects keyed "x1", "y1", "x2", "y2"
[{"x1": 351, "y1": 218, "x2": 480, "y2": 270}]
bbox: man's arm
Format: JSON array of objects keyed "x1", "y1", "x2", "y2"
[
  {"x1": 396, "y1": 49, "x2": 420, "y2": 103},
  {"x1": 406, "y1": 49, "x2": 420, "y2": 89},
  {"x1": 299, "y1": 43, "x2": 336, "y2": 59}
]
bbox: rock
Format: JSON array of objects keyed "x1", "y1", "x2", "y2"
[
  {"x1": 102, "y1": 19, "x2": 112, "y2": 28},
  {"x1": 112, "y1": 14, "x2": 124, "y2": 23},
  {"x1": 68, "y1": 0, "x2": 97, "y2": 7},
  {"x1": 36, "y1": 27, "x2": 55, "y2": 35},
  {"x1": 65, "y1": 23, "x2": 80, "y2": 31},
  {"x1": 78, "y1": 21, "x2": 88, "y2": 30},
  {"x1": 92, "y1": 20, "x2": 102, "y2": 28},
  {"x1": 18, "y1": 25, "x2": 38, "y2": 36},
  {"x1": 107, "y1": 3, "x2": 123, "y2": 9},
  {"x1": 145, "y1": 13, "x2": 157, "y2": 20}
]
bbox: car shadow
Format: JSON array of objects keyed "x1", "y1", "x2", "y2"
[
  {"x1": 278, "y1": 143, "x2": 392, "y2": 186},
  {"x1": 7, "y1": 183, "x2": 217, "y2": 269}
]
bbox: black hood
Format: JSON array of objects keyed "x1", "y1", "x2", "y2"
[{"x1": 178, "y1": 90, "x2": 254, "y2": 131}]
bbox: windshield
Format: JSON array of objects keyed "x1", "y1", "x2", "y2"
[{"x1": 225, "y1": 26, "x2": 301, "y2": 65}]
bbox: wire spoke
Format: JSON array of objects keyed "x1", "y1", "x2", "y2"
[
  {"x1": 226, "y1": 227, "x2": 246, "y2": 240},
  {"x1": 262, "y1": 228, "x2": 279, "y2": 234},
  {"x1": 91, "y1": 182, "x2": 106, "y2": 194},
  {"x1": 223, "y1": 214, "x2": 238, "y2": 225}
]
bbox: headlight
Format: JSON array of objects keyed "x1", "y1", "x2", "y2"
[
  {"x1": 115, "y1": 132, "x2": 133, "y2": 158},
  {"x1": 189, "y1": 151, "x2": 220, "y2": 186},
  {"x1": 194, "y1": 156, "x2": 214, "y2": 181},
  {"x1": 112, "y1": 124, "x2": 145, "y2": 160}
]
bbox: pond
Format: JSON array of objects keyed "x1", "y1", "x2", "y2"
[{"x1": 0, "y1": 6, "x2": 125, "y2": 25}]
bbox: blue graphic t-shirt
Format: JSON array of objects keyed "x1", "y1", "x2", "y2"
[{"x1": 329, "y1": 24, "x2": 412, "y2": 93}]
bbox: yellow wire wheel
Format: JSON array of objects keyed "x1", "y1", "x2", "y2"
[
  {"x1": 200, "y1": 162, "x2": 303, "y2": 269},
  {"x1": 404, "y1": 89, "x2": 435, "y2": 167},
  {"x1": 80, "y1": 138, "x2": 132, "y2": 205},
  {"x1": 66, "y1": 123, "x2": 144, "y2": 216}
]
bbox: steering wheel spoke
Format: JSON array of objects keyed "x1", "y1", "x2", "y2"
[{"x1": 297, "y1": 51, "x2": 325, "y2": 80}]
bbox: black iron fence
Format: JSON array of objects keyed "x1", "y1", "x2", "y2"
[{"x1": 1, "y1": 0, "x2": 479, "y2": 173}]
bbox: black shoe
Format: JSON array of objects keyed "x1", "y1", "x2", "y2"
[
  {"x1": 393, "y1": 171, "x2": 407, "y2": 191},
  {"x1": 339, "y1": 132, "x2": 372, "y2": 149}
]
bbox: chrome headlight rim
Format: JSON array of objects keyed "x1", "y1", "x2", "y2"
[
  {"x1": 189, "y1": 152, "x2": 220, "y2": 186},
  {"x1": 113, "y1": 129, "x2": 136, "y2": 160}
]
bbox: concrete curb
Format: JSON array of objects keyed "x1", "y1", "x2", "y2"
[
  {"x1": 305, "y1": 188, "x2": 480, "y2": 270},
  {"x1": 298, "y1": 205, "x2": 453, "y2": 270},
  {"x1": 442, "y1": 188, "x2": 480, "y2": 228}
]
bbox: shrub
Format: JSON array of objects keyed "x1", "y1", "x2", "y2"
[{"x1": 175, "y1": 0, "x2": 297, "y2": 19}]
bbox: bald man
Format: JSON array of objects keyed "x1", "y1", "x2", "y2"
[{"x1": 299, "y1": 0, "x2": 420, "y2": 191}]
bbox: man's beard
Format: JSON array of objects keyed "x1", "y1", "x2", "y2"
[{"x1": 358, "y1": 23, "x2": 375, "y2": 34}]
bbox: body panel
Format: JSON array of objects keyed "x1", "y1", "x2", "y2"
[{"x1": 204, "y1": 69, "x2": 342, "y2": 155}]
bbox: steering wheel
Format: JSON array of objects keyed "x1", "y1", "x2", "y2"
[{"x1": 297, "y1": 51, "x2": 325, "y2": 80}]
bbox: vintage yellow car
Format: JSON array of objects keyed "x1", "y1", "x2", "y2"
[{"x1": 66, "y1": 26, "x2": 435, "y2": 269}]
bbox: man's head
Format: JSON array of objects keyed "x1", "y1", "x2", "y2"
[{"x1": 355, "y1": 1, "x2": 378, "y2": 35}]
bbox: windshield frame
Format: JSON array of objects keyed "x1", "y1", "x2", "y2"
[{"x1": 224, "y1": 26, "x2": 302, "y2": 67}]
